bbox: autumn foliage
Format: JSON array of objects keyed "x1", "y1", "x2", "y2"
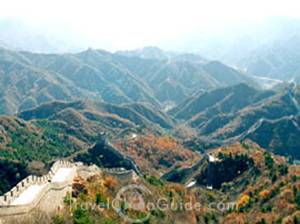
[{"x1": 115, "y1": 134, "x2": 200, "y2": 176}]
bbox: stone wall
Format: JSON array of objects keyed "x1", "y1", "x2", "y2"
[
  {"x1": 0, "y1": 160, "x2": 137, "y2": 222},
  {"x1": 102, "y1": 167, "x2": 136, "y2": 180},
  {"x1": 0, "y1": 160, "x2": 75, "y2": 221},
  {"x1": 76, "y1": 163, "x2": 137, "y2": 181}
]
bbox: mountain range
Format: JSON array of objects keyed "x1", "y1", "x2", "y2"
[
  {"x1": 1, "y1": 46, "x2": 300, "y2": 161},
  {"x1": 194, "y1": 17, "x2": 300, "y2": 81},
  {"x1": 1, "y1": 39, "x2": 300, "y2": 223},
  {"x1": 172, "y1": 82, "x2": 300, "y2": 159},
  {"x1": 0, "y1": 47, "x2": 257, "y2": 114}
]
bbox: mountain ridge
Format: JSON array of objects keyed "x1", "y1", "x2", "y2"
[{"x1": 0, "y1": 47, "x2": 258, "y2": 115}]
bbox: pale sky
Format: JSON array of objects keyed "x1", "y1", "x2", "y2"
[{"x1": 1, "y1": 0, "x2": 300, "y2": 50}]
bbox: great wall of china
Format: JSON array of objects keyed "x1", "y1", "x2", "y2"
[{"x1": 0, "y1": 160, "x2": 137, "y2": 223}]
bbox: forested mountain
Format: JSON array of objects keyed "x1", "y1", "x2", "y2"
[
  {"x1": 1, "y1": 44, "x2": 300, "y2": 161},
  {"x1": 1, "y1": 43, "x2": 300, "y2": 161},
  {"x1": 19, "y1": 100, "x2": 174, "y2": 130},
  {"x1": 0, "y1": 47, "x2": 257, "y2": 114},
  {"x1": 0, "y1": 98, "x2": 175, "y2": 192},
  {"x1": 172, "y1": 83, "x2": 300, "y2": 159}
]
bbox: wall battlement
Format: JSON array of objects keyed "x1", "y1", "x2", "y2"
[
  {"x1": 0, "y1": 160, "x2": 74, "y2": 207},
  {"x1": 0, "y1": 160, "x2": 137, "y2": 221}
]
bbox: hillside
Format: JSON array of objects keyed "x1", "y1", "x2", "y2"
[
  {"x1": 40, "y1": 142, "x2": 300, "y2": 224},
  {"x1": 244, "y1": 115, "x2": 300, "y2": 159},
  {"x1": 0, "y1": 99, "x2": 175, "y2": 192},
  {"x1": 170, "y1": 83, "x2": 274, "y2": 120},
  {"x1": 114, "y1": 134, "x2": 200, "y2": 177},
  {"x1": 172, "y1": 83, "x2": 300, "y2": 160},
  {"x1": 115, "y1": 49, "x2": 256, "y2": 106},
  {"x1": 0, "y1": 115, "x2": 85, "y2": 193},
  {"x1": 0, "y1": 47, "x2": 257, "y2": 115},
  {"x1": 1, "y1": 124, "x2": 299, "y2": 223},
  {"x1": 161, "y1": 141, "x2": 300, "y2": 223},
  {"x1": 18, "y1": 100, "x2": 174, "y2": 129},
  {"x1": 0, "y1": 73, "x2": 300, "y2": 224}
]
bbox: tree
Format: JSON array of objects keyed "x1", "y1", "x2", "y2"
[
  {"x1": 294, "y1": 188, "x2": 300, "y2": 207},
  {"x1": 237, "y1": 194, "x2": 250, "y2": 211},
  {"x1": 278, "y1": 164, "x2": 288, "y2": 176},
  {"x1": 73, "y1": 207, "x2": 93, "y2": 224},
  {"x1": 95, "y1": 192, "x2": 107, "y2": 205},
  {"x1": 258, "y1": 218, "x2": 267, "y2": 224},
  {"x1": 264, "y1": 152, "x2": 274, "y2": 170}
]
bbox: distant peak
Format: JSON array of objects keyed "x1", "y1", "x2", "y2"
[{"x1": 115, "y1": 46, "x2": 169, "y2": 60}]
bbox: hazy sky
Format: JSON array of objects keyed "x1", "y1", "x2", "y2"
[{"x1": 1, "y1": 0, "x2": 300, "y2": 50}]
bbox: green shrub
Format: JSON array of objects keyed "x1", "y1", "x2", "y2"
[
  {"x1": 145, "y1": 175, "x2": 164, "y2": 187},
  {"x1": 264, "y1": 152, "x2": 274, "y2": 170},
  {"x1": 278, "y1": 164, "x2": 288, "y2": 176},
  {"x1": 292, "y1": 175, "x2": 298, "y2": 182},
  {"x1": 294, "y1": 188, "x2": 300, "y2": 207},
  {"x1": 102, "y1": 218, "x2": 118, "y2": 224},
  {"x1": 64, "y1": 192, "x2": 73, "y2": 205},
  {"x1": 52, "y1": 215, "x2": 66, "y2": 224},
  {"x1": 151, "y1": 208, "x2": 165, "y2": 218},
  {"x1": 73, "y1": 207, "x2": 93, "y2": 224},
  {"x1": 95, "y1": 192, "x2": 107, "y2": 205},
  {"x1": 261, "y1": 204, "x2": 272, "y2": 213},
  {"x1": 257, "y1": 218, "x2": 267, "y2": 224},
  {"x1": 270, "y1": 172, "x2": 277, "y2": 183},
  {"x1": 294, "y1": 216, "x2": 300, "y2": 224}
]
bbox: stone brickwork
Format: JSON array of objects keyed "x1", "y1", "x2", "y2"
[
  {"x1": 0, "y1": 160, "x2": 75, "y2": 221},
  {"x1": 0, "y1": 160, "x2": 138, "y2": 222}
]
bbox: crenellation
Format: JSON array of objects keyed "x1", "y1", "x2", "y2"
[
  {"x1": 0, "y1": 197, "x2": 4, "y2": 205},
  {"x1": 0, "y1": 160, "x2": 76, "y2": 208},
  {"x1": 0, "y1": 160, "x2": 136, "y2": 222}
]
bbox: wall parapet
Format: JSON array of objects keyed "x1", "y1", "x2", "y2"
[
  {"x1": 0, "y1": 159, "x2": 137, "y2": 219},
  {"x1": 0, "y1": 160, "x2": 74, "y2": 207}
]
